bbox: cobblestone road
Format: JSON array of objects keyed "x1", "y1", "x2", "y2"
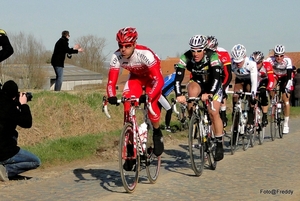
[{"x1": 1, "y1": 120, "x2": 300, "y2": 201}]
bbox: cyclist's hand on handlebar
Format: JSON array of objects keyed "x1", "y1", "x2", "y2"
[
  {"x1": 201, "y1": 93, "x2": 213, "y2": 102},
  {"x1": 108, "y1": 96, "x2": 118, "y2": 105},
  {"x1": 139, "y1": 94, "x2": 147, "y2": 103},
  {"x1": 176, "y1": 95, "x2": 186, "y2": 104}
]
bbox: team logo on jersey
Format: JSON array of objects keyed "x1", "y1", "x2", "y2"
[{"x1": 211, "y1": 60, "x2": 219, "y2": 66}]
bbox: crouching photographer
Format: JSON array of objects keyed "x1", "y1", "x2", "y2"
[{"x1": 0, "y1": 80, "x2": 40, "y2": 182}]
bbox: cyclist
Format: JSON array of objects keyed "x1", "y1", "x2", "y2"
[
  {"x1": 231, "y1": 44, "x2": 258, "y2": 134},
  {"x1": 266, "y1": 44, "x2": 293, "y2": 134},
  {"x1": 207, "y1": 36, "x2": 232, "y2": 129},
  {"x1": 158, "y1": 65, "x2": 176, "y2": 132},
  {"x1": 250, "y1": 51, "x2": 274, "y2": 126},
  {"x1": 106, "y1": 27, "x2": 165, "y2": 164},
  {"x1": 174, "y1": 35, "x2": 224, "y2": 161}
]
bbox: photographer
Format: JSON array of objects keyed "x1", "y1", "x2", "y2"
[
  {"x1": 0, "y1": 29, "x2": 14, "y2": 63},
  {"x1": 0, "y1": 80, "x2": 40, "y2": 181}
]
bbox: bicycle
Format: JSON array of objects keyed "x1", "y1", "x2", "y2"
[
  {"x1": 102, "y1": 95, "x2": 161, "y2": 193},
  {"x1": 229, "y1": 90, "x2": 253, "y2": 155},
  {"x1": 188, "y1": 96, "x2": 217, "y2": 176},
  {"x1": 171, "y1": 92, "x2": 189, "y2": 131},
  {"x1": 269, "y1": 81, "x2": 285, "y2": 140}
]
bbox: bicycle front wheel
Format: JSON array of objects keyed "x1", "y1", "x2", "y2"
[
  {"x1": 119, "y1": 123, "x2": 140, "y2": 193},
  {"x1": 188, "y1": 114, "x2": 205, "y2": 176},
  {"x1": 145, "y1": 128, "x2": 161, "y2": 184},
  {"x1": 230, "y1": 110, "x2": 240, "y2": 155},
  {"x1": 206, "y1": 136, "x2": 217, "y2": 170},
  {"x1": 258, "y1": 126, "x2": 265, "y2": 145},
  {"x1": 278, "y1": 104, "x2": 284, "y2": 138},
  {"x1": 270, "y1": 105, "x2": 277, "y2": 141}
]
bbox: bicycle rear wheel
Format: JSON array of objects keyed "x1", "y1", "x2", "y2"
[
  {"x1": 119, "y1": 123, "x2": 140, "y2": 193},
  {"x1": 188, "y1": 114, "x2": 205, "y2": 176},
  {"x1": 230, "y1": 110, "x2": 240, "y2": 155},
  {"x1": 270, "y1": 105, "x2": 277, "y2": 141},
  {"x1": 145, "y1": 128, "x2": 161, "y2": 184},
  {"x1": 277, "y1": 104, "x2": 284, "y2": 138}
]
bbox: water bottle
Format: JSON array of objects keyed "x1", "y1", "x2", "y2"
[{"x1": 138, "y1": 122, "x2": 148, "y2": 151}]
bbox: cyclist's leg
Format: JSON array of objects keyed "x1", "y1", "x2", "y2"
[
  {"x1": 280, "y1": 77, "x2": 290, "y2": 134},
  {"x1": 145, "y1": 80, "x2": 164, "y2": 156},
  {"x1": 220, "y1": 87, "x2": 228, "y2": 128},
  {"x1": 208, "y1": 88, "x2": 224, "y2": 161},
  {"x1": 158, "y1": 95, "x2": 172, "y2": 131},
  {"x1": 245, "y1": 80, "x2": 255, "y2": 132},
  {"x1": 187, "y1": 80, "x2": 202, "y2": 117},
  {"x1": 233, "y1": 79, "x2": 243, "y2": 119},
  {"x1": 259, "y1": 80, "x2": 269, "y2": 125}
]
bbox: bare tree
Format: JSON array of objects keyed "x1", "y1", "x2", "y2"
[
  {"x1": 2, "y1": 32, "x2": 49, "y2": 89},
  {"x1": 69, "y1": 35, "x2": 108, "y2": 74}
]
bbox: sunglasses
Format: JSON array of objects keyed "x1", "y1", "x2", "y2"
[
  {"x1": 118, "y1": 43, "x2": 133, "y2": 49},
  {"x1": 256, "y1": 61, "x2": 262, "y2": 64},
  {"x1": 275, "y1": 55, "x2": 284, "y2": 58},
  {"x1": 191, "y1": 49, "x2": 204, "y2": 53}
]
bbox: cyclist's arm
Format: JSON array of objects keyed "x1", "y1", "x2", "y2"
[
  {"x1": 106, "y1": 54, "x2": 120, "y2": 97},
  {"x1": 222, "y1": 63, "x2": 232, "y2": 89},
  {"x1": 209, "y1": 52, "x2": 222, "y2": 94},
  {"x1": 250, "y1": 62, "x2": 258, "y2": 95},
  {"x1": 174, "y1": 66, "x2": 185, "y2": 97},
  {"x1": 264, "y1": 62, "x2": 275, "y2": 90}
]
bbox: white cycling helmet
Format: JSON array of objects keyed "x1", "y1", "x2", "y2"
[
  {"x1": 274, "y1": 44, "x2": 285, "y2": 55},
  {"x1": 231, "y1": 44, "x2": 246, "y2": 63},
  {"x1": 189, "y1": 35, "x2": 208, "y2": 49}
]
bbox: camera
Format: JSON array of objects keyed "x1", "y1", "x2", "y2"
[
  {"x1": 25, "y1": 92, "x2": 33, "y2": 101},
  {"x1": 19, "y1": 92, "x2": 33, "y2": 102}
]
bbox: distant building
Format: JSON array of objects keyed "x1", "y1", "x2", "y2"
[{"x1": 1, "y1": 64, "x2": 103, "y2": 90}]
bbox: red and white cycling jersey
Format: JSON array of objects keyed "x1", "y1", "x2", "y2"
[
  {"x1": 257, "y1": 61, "x2": 274, "y2": 90},
  {"x1": 216, "y1": 47, "x2": 231, "y2": 86},
  {"x1": 265, "y1": 56, "x2": 293, "y2": 77},
  {"x1": 216, "y1": 47, "x2": 231, "y2": 66},
  {"x1": 107, "y1": 44, "x2": 164, "y2": 100}
]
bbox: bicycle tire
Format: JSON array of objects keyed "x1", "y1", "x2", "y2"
[
  {"x1": 145, "y1": 128, "x2": 161, "y2": 183},
  {"x1": 252, "y1": 107, "x2": 261, "y2": 147},
  {"x1": 270, "y1": 105, "x2": 277, "y2": 141},
  {"x1": 258, "y1": 126, "x2": 265, "y2": 145},
  {"x1": 119, "y1": 123, "x2": 140, "y2": 193},
  {"x1": 278, "y1": 103, "x2": 284, "y2": 138},
  {"x1": 206, "y1": 136, "x2": 217, "y2": 170},
  {"x1": 230, "y1": 110, "x2": 240, "y2": 155},
  {"x1": 188, "y1": 114, "x2": 205, "y2": 176},
  {"x1": 242, "y1": 130, "x2": 251, "y2": 151}
]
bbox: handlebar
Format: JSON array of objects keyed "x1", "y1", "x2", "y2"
[
  {"x1": 188, "y1": 96, "x2": 216, "y2": 111},
  {"x1": 102, "y1": 96, "x2": 156, "y2": 118}
]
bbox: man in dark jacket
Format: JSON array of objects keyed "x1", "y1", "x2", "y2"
[
  {"x1": 0, "y1": 80, "x2": 41, "y2": 181},
  {"x1": 0, "y1": 29, "x2": 14, "y2": 63},
  {"x1": 51, "y1": 30, "x2": 83, "y2": 91}
]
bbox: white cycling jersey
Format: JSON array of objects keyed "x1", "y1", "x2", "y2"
[
  {"x1": 265, "y1": 56, "x2": 293, "y2": 76},
  {"x1": 231, "y1": 57, "x2": 258, "y2": 94}
]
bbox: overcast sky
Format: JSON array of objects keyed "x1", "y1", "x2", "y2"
[{"x1": 2, "y1": 0, "x2": 300, "y2": 60}]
